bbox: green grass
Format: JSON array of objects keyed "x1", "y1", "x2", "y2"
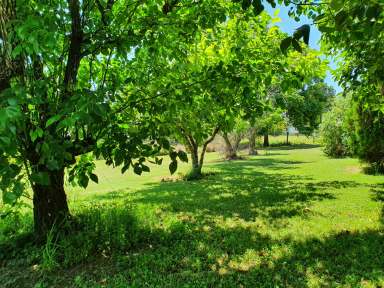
[{"x1": 1, "y1": 146, "x2": 384, "y2": 287}]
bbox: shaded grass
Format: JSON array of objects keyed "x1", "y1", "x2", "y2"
[{"x1": 1, "y1": 147, "x2": 384, "y2": 287}]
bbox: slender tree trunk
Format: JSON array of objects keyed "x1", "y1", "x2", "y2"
[
  {"x1": 286, "y1": 129, "x2": 289, "y2": 145},
  {"x1": 189, "y1": 143, "x2": 202, "y2": 178},
  {"x1": 248, "y1": 127, "x2": 258, "y2": 155},
  {"x1": 263, "y1": 133, "x2": 269, "y2": 147},
  {"x1": 32, "y1": 168, "x2": 70, "y2": 237},
  {"x1": 222, "y1": 133, "x2": 238, "y2": 160}
]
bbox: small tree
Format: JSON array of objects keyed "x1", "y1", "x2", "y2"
[{"x1": 222, "y1": 118, "x2": 249, "y2": 160}]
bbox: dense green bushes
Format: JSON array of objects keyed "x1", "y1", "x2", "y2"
[
  {"x1": 353, "y1": 87, "x2": 384, "y2": 173},
  {"x1": 320, "y1": 91, "x2": 384, "y2": 173},
  {"x1": 319, "y1": 96, "x2": 355, "y2": 158}
]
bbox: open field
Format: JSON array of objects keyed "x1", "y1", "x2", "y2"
[{"x1": 1, "y1": 146, "x2": 383, "y2": 287}]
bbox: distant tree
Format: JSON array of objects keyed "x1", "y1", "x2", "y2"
[
  {"x1": 289, "y1": 0, "x2": 384, "y2": 171},
  {"x1": 222, "y1": 118, "x2": 248, "y2": 160}
]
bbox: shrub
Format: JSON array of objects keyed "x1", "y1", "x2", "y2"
[
  {"x1": 319, "y1": 95, "x2": 355, "y2": 158},
  {"x1": 352, "y1": 87, "x2": 384, "y2": 173}
]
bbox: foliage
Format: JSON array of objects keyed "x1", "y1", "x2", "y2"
[
  {"x1": 319, "y1": 95, "x2": 355, "y2": 158},
  {"x1": 284, "y1": 78, "x2": 335, "y2": 135},
  {"x1": 294, "y1": 0, "x2": 384, "y2": 170},
  {"x1": 352, "y1": 86, "x2": 384, "y2": 173},
  {"x1": 0, "y1": 0, "x2": 264, "y2": 234}
]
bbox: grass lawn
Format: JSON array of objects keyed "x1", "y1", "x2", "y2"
[{"x1": 1, "y1": 146, "x2": 384, "y2": 287}]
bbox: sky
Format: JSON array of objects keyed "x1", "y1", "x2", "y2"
[{"x1": 264, "y1": 4, "x2": 343, "y2": 93}]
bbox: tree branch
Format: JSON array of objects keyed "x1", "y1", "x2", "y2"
[
  {"x1": 200, "y1": 125, "x2": 220, "y2": 167},
  {"x1": 63, "y1": 0, "x2": 83, "y2": 94}
]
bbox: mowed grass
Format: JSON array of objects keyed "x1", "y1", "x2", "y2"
[{"x1": 1, "y1": 146, "x2": 384, "y2": 287}]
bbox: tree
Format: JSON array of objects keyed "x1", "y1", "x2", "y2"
[
  {"x1": 247, "y1": 126, "x2": 259, "y2": 155},
  {"x1": 136, "y1": 12, "x2": 296, "y2": 177},
  {"x1": 222, "y1": 118, "x2": 248, "y2": 160},
  {"x1": 282, "y1": 78, "x2": 335, "y2": 138},
  {"x1": 0, "y1": 0, "x2": 254, "y2": 237},
  {"x1": 287, "y1": 1, "x2": 384, "y2": 170}
]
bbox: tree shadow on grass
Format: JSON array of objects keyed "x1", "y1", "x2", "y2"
[
  {"x1": 94, "y1": 157, "x2": 360, "y2": 225},
  {"x1": 229, "y1": 229, "x2": 384, "y2": 287},
  {"x1": 266, "y1": 143, "x2": 321, "y2": 150},
  {"x1": 2, "y1": 176, "x2": 382, "y2": 287},
  {"x1": 371, "y1": 184, "x2": 384, "y2": 225}
]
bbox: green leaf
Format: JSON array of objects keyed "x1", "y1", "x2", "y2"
[
  {"x1": 280, "y1": 37, "x2": 292, "y2": 54},
  {"x1": 30, "y1": 128, "x2": 44, "y2": 142},
  {"x1": 89, "y1": 173, "x2": 98, "y2": 183},
  {"x1": 3, "y1": 190, "x2": 17, "y2": 204},
  {"x1": 291, "y1": 39, "x2": 302, "y2": 53},
  {"x1": 169, "y1": 151, "x2": 178, "y2": 161},
  {"x1": 133, "y1": 164, "x2": 142, "y2": 175},
  {"x1": 252, "y1": 0, "x2": 264, "y2": 15},
  {"x1": 121, "y1": 163, "x2": 130, "y2": 174},
  {"x1": 141, "y1": 164, "x2": 150, "y2": 172},
  {"x1": 169, "y1": 160, "x2": 177, "y2": 175},
  {"x1": 242, "y1": 0, "x2": 252, "y2": 10},
  {"x1": 334, "y1": 10, "x2": 348, "y2": 28},
  {"x1": 46, "y1": 115, "x2": 61, "y2": 128},
  {"x1": 266, "y1": 0, "x2": 276, "y2": 8},
  {"x1": 79, "y1": 174, "x2": 89, "y2": 188},
  {"x1": 293, "y1": 25, "x2": 310, "y2": 45},
  {"x1": 177, "y1": 150, "x2": 188, "y2": 162}
]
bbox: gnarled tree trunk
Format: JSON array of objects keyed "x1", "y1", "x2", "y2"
[
  {"x1": 32, "y1": 168, "x2": 70, "y2": 236},
  {"x1": 180, "y1": 125, "x2": 219, "y2": 179},
  {"x1": 222, "y1": 132, "x2": 237, "y2": 160}
]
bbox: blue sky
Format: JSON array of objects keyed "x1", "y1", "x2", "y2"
[{"x1": 264, "y1": 4, "x2": 342, "y2": 93}]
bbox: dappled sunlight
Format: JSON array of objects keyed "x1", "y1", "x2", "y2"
[{"x1": 2, "y1": 147, "x2": 384, "y2": 287}]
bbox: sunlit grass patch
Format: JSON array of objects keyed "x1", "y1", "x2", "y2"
[{"x1": 1, "y1": 147, "x2": 384, "y2": 287}]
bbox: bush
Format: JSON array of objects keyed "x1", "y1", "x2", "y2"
[
  {"x1": 353, "y1": 87, "x2": 384, "y2": 173},
  {"x1": 319, "y1": 96, "x2": 355, "y2": 158}
]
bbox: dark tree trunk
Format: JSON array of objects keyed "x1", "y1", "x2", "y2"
[
  {"x1": 223, "y1": 133, "x2": 238, "y2": 160},
  {"x1": 32, "y1": 168, "x2": 70, "y2": 237},
  {"x1": 248, "y1": 128, "x2": 258, "y2": 155},
  {"x1": 286, "y1": 130, "x2": 289, "y2": 145},
  {"x1": 263, "y1": 133, "x2": 269, "y2": 147}
]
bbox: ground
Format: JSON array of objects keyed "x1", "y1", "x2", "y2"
[{"x1": 1, "y1": 145, "x2": 383, "y2": 287}]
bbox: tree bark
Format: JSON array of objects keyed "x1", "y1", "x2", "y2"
[
  {"x1": 222, "y1": 132, "x2": 238, "y2": 160},
  {"x1": 189, "y1": 141, "x2": 202, "y2": 178},
  {"x1": 263, "y1": 133, "x2": 269, "y2": 147},
  {"x1": 32, "y1": 168, "x2": 70, "y2": 237},
  {"x1": 248, "y1": 127, "x2": 258, "y2": 155},
  {"x1": 0, "y1": 0, "x2": 16, "y2": 93}
]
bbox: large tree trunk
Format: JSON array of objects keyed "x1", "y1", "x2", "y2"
[
  {"x1": 248, "y1": 127, "x2": 258, "y2": 155},
  {"x1": 223, "y1": 133, "x2": 238, "y2": 160},
  {"x1": 263, "y1": 133, "x2": 269, "y2": 147},
  {"x1": 32, "y1": 168, "x2": 70, "y2": 237}
]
